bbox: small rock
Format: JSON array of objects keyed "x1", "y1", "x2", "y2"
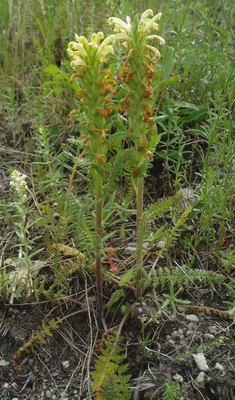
[
  {"x1": 204, "y1": 333, "x2": 215, "y2": 340},
  {"x1": 196, "y1": 371, "x2": 206, "y2": 386},
  {"x1": 156, "y1": 240, "x2": 166, "y2": 249},
  {"x1": 12, "y1": 382, "x2": 18, "y2": 390},
  {"x1": 215, "y1": 362, "x2": 225, "y2": 375},
  {"x1": 166, "y1": 335, "x2": 171, "y2": 340},
  {"x1": 0, "y1": 360, "x2": 9, "y2": 367},
  {"x1": 46, "y1": 390, "x2": 52, "y2": 398},
  {"x1": 188, "y1": 322, "x2": 196, "y2": 330},
  {"x1": 62, "y1": 360, "x2": 69, "y2": 369},
  {"x1": 11, "y1": 398, "x2": 19, "y2": 400},
  {"x1": 178, "y1": 328, "x2": 183, "y2": 335},
  {"x1": 168, "y1": 339, "x2": 175, "y2": 346},
  {"x1": 172, "y1": 330, "x2": 179, "y2": 339},
  {"x1": 192, "y1": 353, "x2": 209, "y2": 372},
  {"x1": 173, "y1": 373, "x2": 184, "y2": 383},
  {"x1": 186, "y1": 330, "x2": 193, "y2": 336},
  {"x1": 208, "y1": 325, "x2": 217, "y2": 334},
  {"x1": 3, "y1": 383, "x2": 9, "y2": 389},
  {"x1": 186, "y1": 314, "x2": 199, "y2": 323},
  {"x1": 124, "y1": 246, "x2": 136, "y2": 255}
]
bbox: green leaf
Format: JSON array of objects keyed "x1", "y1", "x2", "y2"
[{"x1": 106, "y1": 289, "x2": 125, "y2": 309}]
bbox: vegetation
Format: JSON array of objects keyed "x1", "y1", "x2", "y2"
[{"x1": 0, "y1": 0, "x2": 234, "y2": 399}]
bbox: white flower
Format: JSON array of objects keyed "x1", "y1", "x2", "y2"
[{"x1": 10, "y1": 170, "x2": 28, "y2": 201}]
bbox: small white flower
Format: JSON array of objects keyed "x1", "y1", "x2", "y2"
[{"x1": 10, "y1": 170, "x2": 28, "y2": 201}]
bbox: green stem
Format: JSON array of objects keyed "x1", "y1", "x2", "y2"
[
  {"x1": 95, "y1": 174, "x2": 103, "y2": 316},
  {"x1": 136, "y1": 176, "x2": 144, "y2": 298}
]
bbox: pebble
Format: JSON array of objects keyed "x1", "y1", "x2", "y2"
[
  {"x1": 180, "y1": 334, "x2": 185, "y2": 341},
  {"x1": 186, "y1": 314, "x2": 199, "y2": 323},
  {"x1": 186, "y1": 330, "x2": 193, "y2": 336},
  {"x1": 195, "y1": 371, "x2": 206, "y2": 386},
  {"x1": 168, "y1": 339, "x2": 175, "y2": 346},
  {"x1": 46, "y1": 390, "x2": 52, "y2": 398},
  {"x1": 11, "y1": 398, "x2": 19, "y2": 400},
  {"x1": 166, "y1": 335, "x2": 171, "y2": 340},
  {"x1": 124, "y1": 246, "x2": 136, "y2": 255},
  {"x1": 188, "y1": 322, "x2": 196, "y2": 330},
  {"x1": 204, "y1": 333, "x2": 215, "y2": 340},
  {"x1": 173, "y1": 373, "x2": 184, "y2": 383},
  {"x1": 12, "y1": 382, "x2": 18, "y2": 390},
  {"x1": 208, "y1": 325, "x2": 217, "y2": 334},
  {"x1": 192, "y1": 353, "x2": 209, "y2": 372},
  {"x1": 156, "y1": 240, "x2": 166, "y2": 249},
  {"x1": 172, "y1": 330, "x2": 179, "y2": 339},
  {"x1": 62, "y1": 360, "x2": 69, "y2": 369},
  {"x1": 0, "y1": 359, "x2": 9, "y2": 367},
  {"x1": 215, "y1": 362, "x2": 225, "y2": 375}
]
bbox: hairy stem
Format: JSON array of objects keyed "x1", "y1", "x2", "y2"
[
  {"x1": 95, "y1": 174, "x2": 103, "y2": 316},
  {"x1": 136, "y1": 176, "x2": 144, "y2": 298}
]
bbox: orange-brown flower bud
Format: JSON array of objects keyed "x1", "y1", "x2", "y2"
[
  {"x1": 70, "y1": 72, "x2": 79, "y2": 83},
  {"x1": 146, "y1": 151, "x2": 154, "y2": 161},
  {"x1": 96, "y1": 153, "x2": 106, "y2": 165},
  {"x1": 102, "y1": 69, "x2": 113, "y2": 78},
  {"x1": 145, "y1": 63, "x2": 155, "y2": 79},
  {"x1": 144, "y1": 84, "x2": 154, "y2": 98},
  {"x1": 138, "y1": 136, "x2": 147, "y2": 150},
  {"x1": 97, "y1": 106, "x2": 113, "y2": 117}
]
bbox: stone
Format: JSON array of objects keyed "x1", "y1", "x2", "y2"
[
  {"x1": 186, "y1": 314, "x2": 199, "y2": 323},
  {"x1": 204, "y1": 333, "x2": 215, "y2": 340},
  {"x1": 0, "y1": 360, "x2": 9, "y2": 367},
  {"x1": 192, "y1": 353, "x2": 209, "y2": 372},
  {"x1": 124, "y1": 246, "x2": 136, "y2": 255},
  {"x1": 186, "y1": 330, "x2": 193, "y2": 336},
  {"x1": 188, "y1": 322, "x2": 196, "y2": 330},
  {"x1": 173, "y1": 373, "x2": 184, "y2": 383},
  {"x1": 62, "y1": 360, "x2": 69, "y2": 369},
  {"x1": 208, "y1": 325, "x2": 217, "y2": 334},
  {"x1": 172, "y1": 330, "x2": 179, "y2": 339},
  {"x1": 195, "y1": 372, "x2": 206, "y2": 386},
  {"x1": 215, "y1": 362, "x2": 225, "y2": 375}
]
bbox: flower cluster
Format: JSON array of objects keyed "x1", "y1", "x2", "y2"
[
  {"x1": 67, "y1": 32, "x2": 115, "y2": 69},
  {"x1": 10, "y1": 170, "x2": 28, "y2": 202},
  {"x1": 108, "y1": 9, "x2": 165, "y2": 60}
]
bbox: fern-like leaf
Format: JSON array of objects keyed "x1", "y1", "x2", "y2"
[{"x1": 92, "y1": 334, "x2": 131, "y2": 400}]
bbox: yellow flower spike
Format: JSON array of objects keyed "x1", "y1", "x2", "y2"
[
  {"x1": 146, "y1": 35, "x2": 165, "y2": 45},
  {"x1": 108, "y1": 17, "x2": 132, "y2": 34},
  {"x1": 68, "y1": 42, "x2": 88, "y2": 57},
  {"x1": 70, "y1": 56, "x2": 87, "y2": 68},
  {"x1": 145, "y1": 45, "x2": 161, "y2": 59},
  {"x1": 90, "y1": 31, "x2": 104, "y2": 44},
  {"x1": 140, "y1": 9, "x2": 154, "y2": 20},
  {"x1": 75, "y1": 34, "x2": 88, "y2": 45}
]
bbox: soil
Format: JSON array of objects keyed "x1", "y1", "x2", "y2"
[{"x1": 0, "y1": 287, "x2": 234, "y2": 400}]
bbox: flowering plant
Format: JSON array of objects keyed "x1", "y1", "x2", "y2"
[
  {"x1": 67, "y1": 9, "x2": 165, "y2": 313},
  {"x1": 108, "y1": 10, "x2": 165, "y2": 297}
]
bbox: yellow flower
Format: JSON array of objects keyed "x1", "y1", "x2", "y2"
[
  {"x1": 108, "y1": 9, "x2": 165, "y2": 59},
  {"x1": 67, "y1": 32, "x2": 115, "y2": 69}
]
